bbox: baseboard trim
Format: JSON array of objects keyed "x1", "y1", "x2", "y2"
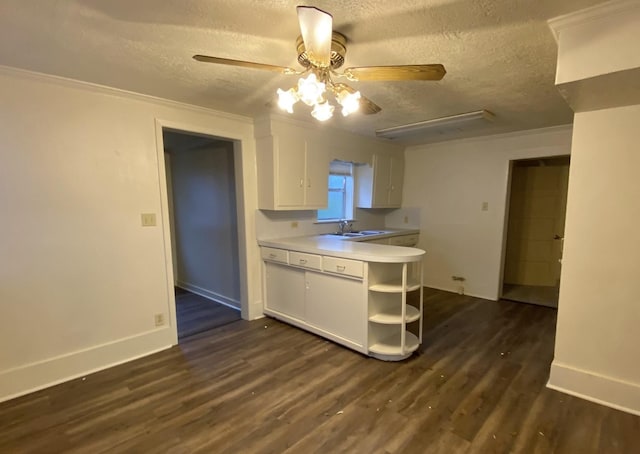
[
  {"x1": 0, "y1": 328, "x2": 173, "y2": 403},
  {"x1": 548, "y1": 361, "x2": 640, "y2": 416},
  {"x1": 176, "y1": 282, "x2": 241, "y2": 311},
  {"x1": 424, "y1": 284, "x2": 495, "y2": 301}
]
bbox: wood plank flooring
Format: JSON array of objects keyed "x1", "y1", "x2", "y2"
[
  {"x1": 502, "y1": 284, "x2": 559, "y2": 308},
  {"x1": 1, "y1": 289, "x2": 638, "y2": 453},
  {"x1": 175, "y1": 288, "x2": 241, "y2": 339}
]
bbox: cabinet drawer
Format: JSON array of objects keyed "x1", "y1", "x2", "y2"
[
  {"x1": 289, "y1": 251, "x2": 322, "y2": 270},
  {"x1": 323, "y1": 256, "x2": 364, "y2": 278},
  {"x1": 261, "y1": 247, "x2": 288, "y2": 264},
  {"x1": 388, "y1": 234, "x2": 419, "y2": 247}
]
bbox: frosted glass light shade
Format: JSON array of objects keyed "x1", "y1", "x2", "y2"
[
  {"x1": 311, "y1": 101, "x2": 334, "y2": 121},
  {"x1": 337, "y1": 90, "x2": 361, "y2": 116},
  {"x1": 277, "y1": 88, "x2": 298, "y2": 113},
  {"x1": 298, "y1": 73, "x2": 326, "y2": 106}
]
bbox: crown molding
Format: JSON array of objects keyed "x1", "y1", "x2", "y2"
[
  {"x1": 548, "y1": 0, "x2": 640, "y2": 43},
  {"x1": 0, "y1": 64, "x2": 253, "y2": 124},
  {"x1": 406, "y1": 124, "x2": 574, "y2": 151}
]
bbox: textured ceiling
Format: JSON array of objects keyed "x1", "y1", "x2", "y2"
[{"x1": 0, "y1": 0, "x2": 608, "y2": 144}]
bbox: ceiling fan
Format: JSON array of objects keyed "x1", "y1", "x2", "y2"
[{"x1": 193, "y1": 6, "x2": 446, "y2": 121}]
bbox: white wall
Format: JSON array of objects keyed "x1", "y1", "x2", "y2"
[
  {"x1": 548, "y1": 105, "x2": 640, "y2": 415},
  {"x1": 551, "y1": 0, "x2": 640, "y2": 85},
  {"x1": 0, "y1": 66, "x2": 260, "y2": 401},
  {"x1": 169, "y1": 140, "x2": 241, "y2": 308},
  {"x1": 403, "y1": 126, "x2": 573, "y2": 300}
]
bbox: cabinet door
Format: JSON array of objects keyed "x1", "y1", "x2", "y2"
[
  {"x1": 305, "y1": 272, "x2": 366, "y2": 346},
  {"x1": 275, "y1": 134, "x2": 306, "y2": 207},
  {"x1": 371, "y1": 154, "x2": 392, "y2": 207},
  {"x1": 388, "y1": 155, "x2": 404, "y2": 207},
  {"x1": 265, "y1": 262, "x2": 305, "y2": 320},
  {"x1": 304, "y1": 142, "x2": 330, "y2": 208}
]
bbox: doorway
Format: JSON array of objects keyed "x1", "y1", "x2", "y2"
[
  {"x1": 163, "y1": 130, "x2": 241, "y2": 339},
  {"x1": 502, "y1": 156, "x2": 570, "y2": 308}
]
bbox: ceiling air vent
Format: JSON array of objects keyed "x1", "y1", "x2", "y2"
[{"x1": 375, "y1": 110, "x2": 495, "y2": 140}]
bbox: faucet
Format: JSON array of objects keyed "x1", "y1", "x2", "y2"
[{"x1": 338, "y1": 219, "x2": 352, "y2": 234}]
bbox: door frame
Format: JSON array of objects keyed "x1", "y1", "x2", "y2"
[
  {"x1": 154, "y1": 118, "x2": 260, "y2": 346},
  {"x1": 498, "y1": 155, "x2": 571, "y2": 299}
]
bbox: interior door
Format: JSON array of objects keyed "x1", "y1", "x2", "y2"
[{"x1": 502, "y1": 157, "x2": 570, "y2": 307}]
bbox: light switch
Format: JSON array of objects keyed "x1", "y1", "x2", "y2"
[
  {"x1": 481, "y1": 202, "x2": 489, "y2": 211},
  {"x1": 141, "y1": 213, "x2": 157, "y2": 226}
]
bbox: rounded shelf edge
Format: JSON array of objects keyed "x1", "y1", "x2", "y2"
[
  {"x1": 369, "y1": 305, "x2": 421, "y2": 324},
  {"x1": 368, "y1": 331, "x2": 419, "y2": 359},
  {"x1": 368, "y1": 281, "x2": 421, "y2": 293}
]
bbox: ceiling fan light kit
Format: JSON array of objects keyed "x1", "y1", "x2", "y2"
[{"x1": 194, "y1": 6, "x2": 446, "y2": 122}]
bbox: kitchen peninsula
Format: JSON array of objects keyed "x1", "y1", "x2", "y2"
[{"x1": 259, "y1": 231, "x2": 425, "y2": 361}]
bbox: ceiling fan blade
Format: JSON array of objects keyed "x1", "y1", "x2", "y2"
[
  {"x1": 343, "y1": 64, "x2": 446, "y2": 82},
  {"x1": 359, "y1": 94, "x2": 382, "y2": 115},
  {"x1": 333, "y1": 83, "x2": 382, "y2": 115},
  {"x1": 193, "y1": 55, "x2": 296, "y2": 74},
  {"x1": 297, "y1": 6, "x2": 333, "y2": 67}
]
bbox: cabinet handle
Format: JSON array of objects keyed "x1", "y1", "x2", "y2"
[
  {"x1": 336, "y1": 265, "x2": 346, "y2": 272},
  {"x1": 299, "y1": 259, "x2": 307, "y2": 264},
  {"x1": 299, "y1": 178, "x2": 304, "y2": 187},
  {"x1": 307, "y1": 178, "x2": 311, "y2": 188},
  {"x1": 269, "y1": 253, "x2": 277, "y2": 258}
]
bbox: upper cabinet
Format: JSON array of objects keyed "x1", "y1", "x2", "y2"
[
  {"x1": 255, "y1": 115, "x2": 404, "y2": 211},
  {"x1": 255, "y1": 123, "x2": 330, "y2": 210},
  {"x1": 357, "y1": 153, "x2": 405, "y2": 208}
]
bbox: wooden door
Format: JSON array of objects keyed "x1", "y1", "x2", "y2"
[{"x1": 504, "y1": 158, "x2": 570, "y2": 288}]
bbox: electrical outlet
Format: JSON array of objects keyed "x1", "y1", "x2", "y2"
[
  {"x1": 403, "y1": 215, "x2": 409, "y2": 224},
  {"x1": 481, "y1": 202, "x2": 489, "y2": 211},
  {"x1": 141, "y1": 213, "x2": 157, "y2": 226},
  {"x1": 154, "y1": 313, "x2": 165, "y2": 327}
]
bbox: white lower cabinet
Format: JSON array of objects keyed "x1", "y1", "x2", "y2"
[
  {"x1": 264, "y1": 262, "x2": 305, "y2": 321},
  {"x1": 262, "y1": 246, "x2": 423, "y2": 360},
  {"x1": 305, "y1": 272, "x2": 366, "y2": 348}
]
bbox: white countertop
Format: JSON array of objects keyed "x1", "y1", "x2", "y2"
[{"x1": 259, "y1": 230, "x2": 425, "y2": 263}]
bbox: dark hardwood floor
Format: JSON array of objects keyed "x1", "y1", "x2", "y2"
[
  {"x1": 1, "y1": 289, "x2": 638, "y2": 453},
  {"x1": 175, "y1": 288, "x2": 241, "y2": 339}
]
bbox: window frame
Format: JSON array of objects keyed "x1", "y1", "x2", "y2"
[{"x1": 317, "y1": 161, "x2": 354, "y2": 222}]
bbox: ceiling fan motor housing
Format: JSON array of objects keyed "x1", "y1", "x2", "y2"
[{"x1": 296, "y1": 32, "x2": 347, "y2": 69}]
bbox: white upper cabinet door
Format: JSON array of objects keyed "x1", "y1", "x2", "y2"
[
  {"x1": 304, "y1": 142, "x2": 330, "y2": 209},
  {"x1": 388, "y1": 154, "x2": 404, "y2": 207},
  {"x1": 371, "y1": 153, "x2": 392, "y2": 207},
  {"x1": 357, "y1": 153, "x2": 404, "y2": 208},
  {"x1": 275, "y1": 134, "x2": 306, "y2": 208},
  {"x1": 256, "y1": 125, "x2": 331, "y2": 210}
]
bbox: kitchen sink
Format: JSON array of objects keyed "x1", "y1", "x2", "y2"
[{"x1": 322, "y1": 230, "x2": 388, "y2": 237}]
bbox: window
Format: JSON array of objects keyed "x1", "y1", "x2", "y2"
[{"x1": 317, "y1": 161, "x2": 354, "y2": 221}]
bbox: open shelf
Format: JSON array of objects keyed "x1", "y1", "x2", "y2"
[
  {"x1": 369, "y1": 331, "x2": 419, "y2": 358},
  {"x1": 369, "y1": 305, "x2": 420, "y2": 324},
  {"x1": 368, "y1": 280, "x2": 421, "y2": 293}
]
